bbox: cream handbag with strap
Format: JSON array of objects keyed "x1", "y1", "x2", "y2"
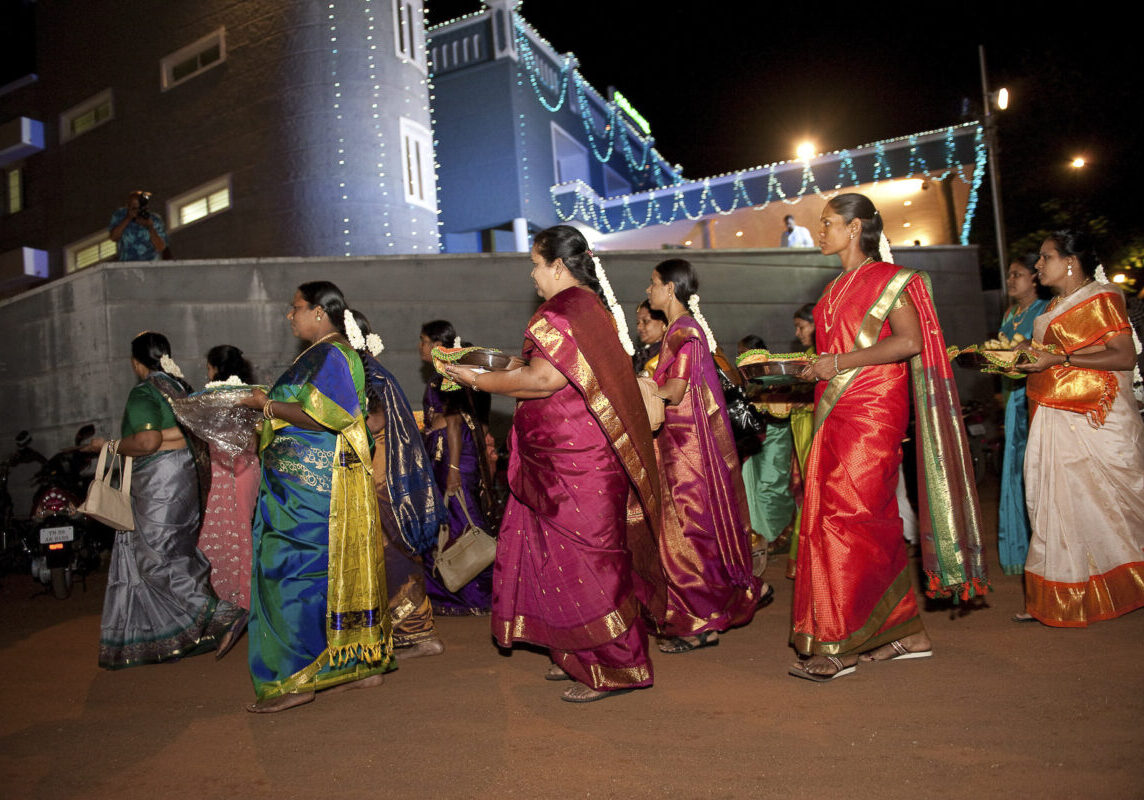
[
  {"x1": 78, "y1": 442, "x2": 135, "y2": 531},
  {"x1": 433, "y1": 490, "x2": 496, "y2": 592}
]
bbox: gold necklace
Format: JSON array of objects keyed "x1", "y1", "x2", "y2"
[
  {"x1": 823, "y1": 257, "x2": 874, "y2": 332},
  {"x1": 1004, "y1": 299, "x2": 1036, "y2": 330},
  {"x1": 293, "y1": 331, "x2": 339, "y2": 364}
]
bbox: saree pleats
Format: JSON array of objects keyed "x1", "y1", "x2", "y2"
[
  {"x1": 1024, "y1": 283, "x2": 1144, "y2": 627},
  {"x1": 99, "y1": 449, "x2": 240, "y2": 669},
  {"x1": 741, "y1": 420, "x2": 795, "y2": 542},
  {"x1": 654, "y1": 320, "x2": 759, "y2": 637}
]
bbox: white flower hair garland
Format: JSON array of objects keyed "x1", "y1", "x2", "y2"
[
  {"x1": 365, "y1": 333, "x2": 384, "y2": 356},
  {"x1": 687, "y1": 295, "x2": 718, "y2": 353},
  {"x1": 453, "y1": 336, "x2": 462, "y2": 348},
  {"x1": 159, "y1": 354, "x2": 184, "y2": 379},
  {"x1": 878, "y1": 232, "x2": 894, "y2": 264},
  {"x1": 590, "y1": 250, "x2": 636, "y2": 356},
  {"x1": 343, "y1": 310, "x2": 365, "y2": 350},
  {"x1": 204, "y1": 375, "x2": 244, "y2": 388},
  {"x1": 1094, "y1": 264, "x2": 1142, "y2": 401}
]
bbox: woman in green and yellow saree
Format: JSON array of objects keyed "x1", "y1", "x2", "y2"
[{"x1": 239, "y1": 281, "x2": 392, "y2": 713}]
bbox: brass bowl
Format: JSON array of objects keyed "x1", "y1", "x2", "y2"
[{"x1": 454, "y1": 348, "x2": 527, "y2": 371}]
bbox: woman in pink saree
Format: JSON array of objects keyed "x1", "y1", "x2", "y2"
[
  {"x1": 645, "y1": 259, "x2": 760, "y2": 653},
  {"x1": 444, "y1": 225, "x2": 665, "y2": 703}
]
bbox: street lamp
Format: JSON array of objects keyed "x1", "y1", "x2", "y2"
[
  {"x1": 796, "y1": 141, "x2": 815, "y2": 161},
  {"x1": 1071, "y1": 156, "x2": 1086, "y2": 168},
  {"x1": 979, "y1": 44, "x2": 1011, "y2": 312}
]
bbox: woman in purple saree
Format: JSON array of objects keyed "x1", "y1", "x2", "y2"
[
  {"x1": 444, "y1": 225, "x2": 665, "y2": 703},
  {"x1": 646, "y1": 259, "x2": 760, "y2": 653}
]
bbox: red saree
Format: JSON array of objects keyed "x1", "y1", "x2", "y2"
[
  {"x1": 653, "y1": 318, "x2": 760, "y2": 636},
  {"x1": 792, "y1": 263, "x2": 987, "y2": 657},
  {"x1": 491, "y1": 287, "x2": 666, "y2": 690}
]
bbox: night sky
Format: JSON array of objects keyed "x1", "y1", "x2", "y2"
[
  {"x1": 428, "y1": 2, "x2": 1142, "y2": 271},
  {"x1": 3, "y1": 2, "x2": 1139, "y2": 270}
]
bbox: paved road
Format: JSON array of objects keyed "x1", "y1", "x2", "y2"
[{"x1": 3, "y1": 487, "x2": 1142, "y2": 799}]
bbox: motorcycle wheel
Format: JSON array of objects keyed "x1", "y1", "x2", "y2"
[{"x1": 50, "y1": 566, "x2": 70, "y2": 599}]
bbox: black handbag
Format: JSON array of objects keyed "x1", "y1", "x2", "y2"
[{"x1": 717, "y1": 367, "x2": 766, "y2": 458}]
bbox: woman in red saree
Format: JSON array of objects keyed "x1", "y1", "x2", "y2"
[
  {"x1": 791, "y1": 193, "x2": 987, "y2": 681},
  {"x1": 444, "y1": 225, "x2": 665, "y2": 703},
  {"x1": 1014, "y1": 230, "x2": 1144, "y2": 626},
  {"x1": 645, "y1": 259, "x2": 760, "y2": 652}
]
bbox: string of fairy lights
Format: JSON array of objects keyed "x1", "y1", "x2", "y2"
[{"x1": 547, "y1": 124, "x2": 986, "y2": 244}]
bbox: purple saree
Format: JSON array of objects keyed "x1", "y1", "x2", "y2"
[
  {"x1": 491, "y1": 287, "x2": 666, "y2": 691},
  {"x1": 653, "y1": 317, "x2": 760, "y2": 636}
]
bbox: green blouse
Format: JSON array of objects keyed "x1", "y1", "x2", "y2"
[{"x1": 120, "y1": 378, "x2": 178, "y2": 437}]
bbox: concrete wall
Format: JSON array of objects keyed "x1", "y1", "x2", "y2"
[{"x1": 0, "y1": 246, "x2": 990, "y2": 513}]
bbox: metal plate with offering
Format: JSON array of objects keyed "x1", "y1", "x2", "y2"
[
  {"x1": 431, "y1": 345, "x2": 527, "y2": 390},
  {"x1": 736, "y1": 349, "x2": 816, "y2": 386},
  {"x1": 950, "y1": 336, "x2": 1035, "y2": 377}
]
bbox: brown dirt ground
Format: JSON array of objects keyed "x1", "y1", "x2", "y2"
[{"x1": 2, "y1": 482, "x2": 1142, "y2": 800}]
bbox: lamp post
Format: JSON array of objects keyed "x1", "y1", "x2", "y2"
[{"x1": 979, "y1": 45, "x2": 1010, "y2": 311}]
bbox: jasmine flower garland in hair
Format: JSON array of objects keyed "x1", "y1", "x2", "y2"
[
  {"x1": 590, "y1": 251, "x2": 636, "y2": 356},
  {"x1": 159, "y1": 354, "x2": 184, "y2": 379},
  {"x1": 204, "y1": 375, "x2": 245, "y2": 388},
  {"x1": 453, "y1": 336, "x2": 462, "y2": 348},
  {"x1": 343, "y1": 309, "x2": 365, "y2": 350},
  {"x1": 687, "y1": 295, "x2": 718, "y2": 353},
  {"x1": 878, "y1": 231, "x2": 893, "y2": 264},
  {"x1": 366, "y1": 333, "x2": 384, "y2": 356}
]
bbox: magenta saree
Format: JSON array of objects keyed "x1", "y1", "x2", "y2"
[
  {"x1": 653, "y1": 318, "x2": 760, "y2": 636},
  {"x1": 491, "y1": 287, "x2": 665, "y2": 691}
]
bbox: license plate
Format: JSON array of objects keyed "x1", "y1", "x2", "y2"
[{"x1": 40, "y1": 526, "x2": 75, "y2": 544}]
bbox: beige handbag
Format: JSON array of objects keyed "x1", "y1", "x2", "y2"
[
  {"x1": 637, "y1": 376, "x2": 665, "y2": 431},
  {"x1": 78, "y1": 442, "x2": 135, "y2": 531},
  {"x1": 433, "y1": 490, "x2": 497, "y2": 592}
]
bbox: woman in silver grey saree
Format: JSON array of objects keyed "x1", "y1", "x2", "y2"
[{"x1": 89, "y1": 332, "x2": 244, "y2": 669}]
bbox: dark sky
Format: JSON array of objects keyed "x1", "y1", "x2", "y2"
[
  {"x1": 3, "y1": 2, "x2": 1138, "y2": 264},
  {"x1": 429, "y1": 2, "x2": 1143, "y2": 264}
]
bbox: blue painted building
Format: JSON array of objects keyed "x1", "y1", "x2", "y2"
[{"x1": 428, "y1": 0, "x2": 681, "y2": 253}]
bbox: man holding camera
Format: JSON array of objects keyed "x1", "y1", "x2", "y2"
[{"x1": 109, "y1": 190, "x2": 169, "y2": 261}]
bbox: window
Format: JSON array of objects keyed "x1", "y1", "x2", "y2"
[
  {"x1": 603, "y1": 164, "x2": 631, "y2": 198},
  {"x1": 393, "y1": 0, "x2": 426, "y2": 72},
  {"x1": 161, "y1": 28, "x2": 226, "y2": 91},
  {"x1": 60, "y1": 89, "x2": 114, "y2": 143},
  {"x1": 167, "y1": 174, "x2": 232, "y2": 230},
  {"x1": 6, "y1": 167, "x2": 21, "y2": 214},
  {"x1": 65, "y1": 230, "x2": 117, "y2": 273},
  {"x1": 399, "y1": 118, "x2": 436, "y2": 211},
  {"x1": 551, "y1": 123, "x2": 590, "y2": 186}
]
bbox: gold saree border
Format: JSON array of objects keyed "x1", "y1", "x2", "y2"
[
  {"x1": 1025, "y1": 562, "x2": 1144, "y2": 628},
  {"x1": 791, "y1": 567, "x2": 921, "y2": 656},
  {"x1": 493, "y1": 590, "x2": 642, "y2": 651},
  {"x1": 528, "y1": 315, "x2": 659, "y2": 526},
  {"x1": 813, "y1": 269, "x2": 915, "y2": 433}
]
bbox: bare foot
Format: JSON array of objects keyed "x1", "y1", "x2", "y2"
[
  {"x1": 859, "y1": 632, "x2": 933, "y2": 662},
  {"x1": 326, "y1": 673, "x2": 384, "y2": 695},
  {"x1": 395, "y1": 637, "x2": 445, "y2": 660},
  {"x1": 246, "y1": 692, "x2": 315, "y2": 714}
]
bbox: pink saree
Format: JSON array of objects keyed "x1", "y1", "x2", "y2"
[
  {"x1": 653, "y1": 317, "x2": 760, "y2": 636},
  {"x1": 491, "y1": 287, "x2": 666, "y2": 691}
]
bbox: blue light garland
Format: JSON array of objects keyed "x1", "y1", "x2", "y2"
[{"x1": 549, "y1": 124, "x2": 987, "y2": 245}]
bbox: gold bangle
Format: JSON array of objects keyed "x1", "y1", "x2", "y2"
[
  {"x1": 833, "y1": 353, "x2": 842, "y2": 376},
  {"x1": 263, "y1": 399, "x2": 275, "y2": 419},
  {"x1": 472, "y1": 372, "x2": 481, "y2": 391},
  {"x1": 449, "y1": 464, "x2": 461, "y2": 471}
]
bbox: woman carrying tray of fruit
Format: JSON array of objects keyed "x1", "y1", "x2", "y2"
[
  {"x1": 1012, "y1": 230, "x2": 1144, "y2": 627},
  {"x1": 788, "y1": 193, "x2": 987, "y2": 682},
  {"x1": 996, "y1": 254, "x2": 1051, "y2": 575}
]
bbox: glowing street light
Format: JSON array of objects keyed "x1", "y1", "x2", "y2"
[
  {"x1": 995, "y1": 87, "x2": 1009, "y2": 110},
  {"x1": 1071, "y1": 156, "x2": 1087, "y2": 168},
  {"x1": 796, "y1": 141, "x2": 815, "y2": 161}
]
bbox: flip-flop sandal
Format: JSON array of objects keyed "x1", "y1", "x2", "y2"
[
  {"x1": 756, "y1": 583, "x2": 775, "y2": 609},
  {"x1": 545, "y1": 664, "x2": 572, "y2": 681},
  {"x1": 788, "y1": 656, "x2": 856, "y2": 682},
  {"x1": 860, "y1": 639, "x2": 934, "y2": 663},
  {"x1": 560, "y1": 686, "x2": 634, "y2": 703},
  {"x1": 657, "y1": 632, "x2": 719, "y2": 654},
  {"x1": 1011, "y1": 612, "x2": 1037, "y2": 623}
]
